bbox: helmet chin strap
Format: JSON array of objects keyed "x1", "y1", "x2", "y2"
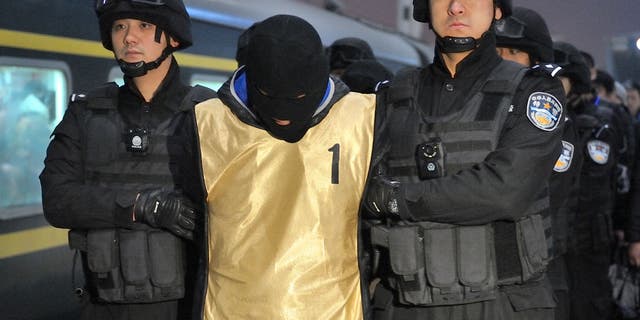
[
  {"x1": 435, "y1": 4, "x2": 499, "y2": 54},
  {"x1": 436, "y1": 36, "x2": 478, "y2": 53},
  {"x1": 117, "y1": 29, "x2": 176, "y2": 78}
]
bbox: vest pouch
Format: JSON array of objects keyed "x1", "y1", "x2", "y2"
[
  {"x1": 119, "y1": 229, "x2": 153, "y2": 302},
  {"x1": 147, "y1": 230, "x2": 185, "y2": 300},
  {"x1": 86, "y1": 229, "x2": 124, "y2": 302},
  {"x1": 423, "y1": 225, "x2": 468, "y2": 305},
  {"x1": 516, "y1": 215, "x2": 550, "y2": 282},
  {"x1": 388, "y1": 226, "x2": 430, "y2": 305},
  {"x1": 457, "y1": 225, "x2": 497, "y2": 303}
]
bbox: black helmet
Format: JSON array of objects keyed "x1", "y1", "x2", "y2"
[
  {"x1": 96, "y1": 0, "x2": 192, "y2": 51},
  {"x1": 553, "y1": 41, "x2": 591, "y2": 95},
  {"x1": 413, "y1": 0, "x2": 512, "y2": 23},
  {"x1": 495, "y1": 7, "x2": 553, "y2": 63},
  {"x1": 327, "y1": 37, "x2": 375, "y2": 71}
]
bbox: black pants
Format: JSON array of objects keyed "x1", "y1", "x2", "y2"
[
  {"x1": 372, "y1": 277, "x2": 555, "y2": 320},
  {"x1": 548, "y1": 256, "x2": 570, "y2": 320}
]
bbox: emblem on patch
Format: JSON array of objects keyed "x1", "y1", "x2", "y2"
[
  {"x1": 553, "y1": 140, "x2": 574, "y2": 172},
  {"x1": 526, "y1": 92, "x2": 562, "y2": 131},
  {"x1": 587, "y1": 140, "x2": 610, "y2": 164}
]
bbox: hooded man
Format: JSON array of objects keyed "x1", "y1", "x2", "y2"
[{"x1": 182, "y1": 14, "x2": 386, "y2": 319}]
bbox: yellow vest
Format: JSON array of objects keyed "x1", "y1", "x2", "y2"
[{"x1": 195, "y1": 92, "x2": 376, "y2": 319}]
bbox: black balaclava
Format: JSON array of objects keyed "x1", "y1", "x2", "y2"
[{"x1": 246, "y1": 15, "x2": 329, "y2": 143}]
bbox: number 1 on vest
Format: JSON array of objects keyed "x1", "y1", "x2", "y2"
[{"x1": 328, "y1": 143, "x2": 340, "y2": 184}]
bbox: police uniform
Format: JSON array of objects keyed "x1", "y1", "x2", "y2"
[
  {"x1": 565, "y1": 97, "x2": 621, "y2": 320},
  {"x1": 185, "y1": 68, "x2": 383, "y2": 319},
  {"x1": 40, "y1": 59, "x2": 215, "y2": 320},
  {"x1": 367, "y1": 33, "x2": 565, "y2": 320}
]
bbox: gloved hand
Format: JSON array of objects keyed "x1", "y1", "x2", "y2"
[
  {"x1": 364, "y1": 175, "x2": 405, "y2": 219},
  {"x1": 133, "y1": 189, "x2": 196, "y2": 240}
]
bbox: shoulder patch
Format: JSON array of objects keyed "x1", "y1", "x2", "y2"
[
  {"x1": 554, "y1": 140, "x2": 574, "y2": 173},
  {"x1": 526, "y1": 92, "x2": 562, "y2": 131},
  {"x1": 587, "y1": 140, "x2": 610, "y2": 164}
]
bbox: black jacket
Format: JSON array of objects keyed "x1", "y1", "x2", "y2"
[{"x1": 396, "y1": 34, "x2": 566, "y2": 225}]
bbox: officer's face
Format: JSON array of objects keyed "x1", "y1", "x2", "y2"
[
  {"x1": 627, "y1": 89, "x2": 640, "y2": 114},
  {"x1": 496, "y1": 47, "x2": 531, "y2": 67},
  {"x1": 559, "y1": 76, "x2": 572, "y2": 96},
  {"x1": 111, "y1": 18, "x2": 179, "y2": 63},
  {"x1": 430, "y1": 0, "x2": 501, "y2": 40}
]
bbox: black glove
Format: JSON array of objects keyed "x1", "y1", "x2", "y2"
[
  {"x1": 364, "y1": 175, "x2": 405, "y2": 219},
  {"x1": 133, "y1": 189, "x2": 196, "y2": 240}
]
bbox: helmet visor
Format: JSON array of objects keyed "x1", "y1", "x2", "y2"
[
  {"x1": 96, "y1": 0, "x2": 179, "y2": 14},
  {"x1": 329, "y1": 45, "x2": 369, "y2": 69},
  {"x1": 494, "y1": 16, "x2": 526, "y2": 39},
  {"x1": 553, "y1": 49, "x2": 585, "y2": 67}
]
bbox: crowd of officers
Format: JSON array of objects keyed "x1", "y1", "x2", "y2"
[{"x1": 38, "y1": 0, "x2": 640, "y2": 319}]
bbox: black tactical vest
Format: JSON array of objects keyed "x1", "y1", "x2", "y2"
[
  {"x1": 68, "y1": 83, "x2": 215, "y2": 303},
  {"x1": 370, "y1": 61, "x2": 552, "y2": 307}
]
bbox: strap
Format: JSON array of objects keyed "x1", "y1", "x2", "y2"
[
  {"x1": 84, "y1": 82, "x2": 119, "y2": 110},
  {"x1": 386, "y1": 67, "x2": 421, "y2": 105},
  {"x1": 476, "y1": 61, "x2": 528, "y2": 121},
  {"x1": 178, "y1": 85, "x2": 217, "y2": 111}
]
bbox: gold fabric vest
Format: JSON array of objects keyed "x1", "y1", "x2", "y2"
[{"x1": 195, "y1": 93, "x2": 376, "y2": 319}]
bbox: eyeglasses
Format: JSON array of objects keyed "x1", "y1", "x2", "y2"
[
  {"x1": 95, "y1": 0, "x2": 167, "y2": 13},
  {"x1": 494, "y1": 16, "x2": 527, "y2": 39}
]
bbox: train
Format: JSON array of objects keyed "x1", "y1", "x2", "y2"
[{"x1": 0, "y1": 0, "x2": 432, "y2": 319}]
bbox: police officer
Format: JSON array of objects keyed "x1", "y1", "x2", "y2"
[
  {"x1": 364, "y1": 0, "x2": 565, "y2": 318},
  {"x1": 554, "y1": 41, "x2": 619, "y2": 320},
  {"x1": 341, "y1": 59, "x2": 394, "y2": 94},
  {"x1": 183, "y1": 14, "x2": 385, "y2": 319},
  {"x1": 39, "y1": 1, "x2": 215, "y2": 319},
  {"x1": 495, "y1": 8, "x2": 576, "y2": 320},
  {"x1": 495, "y1": 6, "x2": 553, "y2": 67},
  {"x1": 327, "y1": 37, "x2": 375, "y2": 77}
]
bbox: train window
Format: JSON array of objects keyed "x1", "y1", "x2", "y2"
[
  {"x1": 190, "y1": 73, "x2": 228, "y2": 91},
  {"x1": 0, "y1": 57, "x2": 70, "y2": 218}
]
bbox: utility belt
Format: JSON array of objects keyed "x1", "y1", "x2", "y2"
[
  {"x1": 69, "y1": 228, "x2": 186, "y2": 303},
  {"x1": 370, "y1": 214, "x2": 549, "y2": 306}
]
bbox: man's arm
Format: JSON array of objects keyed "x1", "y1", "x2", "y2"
[
  {"x1": 401, "y1": 77, "x2": 566, "y2": 225},
  {"x1": 39, "y1": 103, "x2": 137, "y2": 229}
]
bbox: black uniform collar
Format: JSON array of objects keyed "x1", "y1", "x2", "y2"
[
  {"x1": 432, "y1": 32, "x2": 502, "y2": 79},
  {"x1": 122, "y1": 57, "x2": 185, "y2": 111}
]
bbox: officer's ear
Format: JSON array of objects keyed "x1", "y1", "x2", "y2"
[
  {"x1": 169, "y1": 36, "x2": 180, "y2": 49},
  {"x1": 494, "y1": 7, "x2": 503, "y2": 20}
]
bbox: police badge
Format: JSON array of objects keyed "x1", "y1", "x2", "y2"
[
  {"x1": 554, "y1": 140, "x2": 574, "y2": 173},
  {"x1": 587, "y1": 140, "x2": 610, "y2": 164},
  {"x1": 526, "y1": 92, "x2": 562, "y2": 131}
]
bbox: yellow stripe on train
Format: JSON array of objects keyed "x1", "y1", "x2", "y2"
[
  {"x1": 0, "y1": 226, "x2": 68, "y2": 259},
  {"x1": 0, "y1": 28, "x2": 237, "y2": 72}
]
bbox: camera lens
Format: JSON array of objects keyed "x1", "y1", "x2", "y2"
[{"x1": 423, "y1": 144, "x2": 437, "y2": 157}]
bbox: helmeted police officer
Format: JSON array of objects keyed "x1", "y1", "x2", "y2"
[
  {"x1": 496, "y1": 8, "x2": 575, "y2": 320},
  {"x1": 327, "y1": 37, "x2": 375, "y2": 77},
  {"x1": 495, "y1": 6, "x2": 554, "y2": 66},
  {"x1": 364, "y1": 0, "x2": 565, "y2": 319},
  {"x1": 554, "y1": 41, "x2": 620, "y2": 320},
  {"x1": 39, "y1": 1, "x2": 215, "y2": 319}
]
